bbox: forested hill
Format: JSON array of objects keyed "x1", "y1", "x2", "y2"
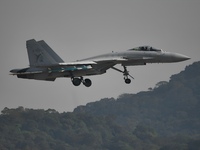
[
  {"x1": 74, "y1": 61, "x2": 200, "y2": 135},
  {"x1": 1, "y1": 61, "x2": 200, "y2": 150}
]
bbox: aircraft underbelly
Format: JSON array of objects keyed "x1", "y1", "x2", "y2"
[
  {"x1": 122, "y1": 61, "x2": 146, "y2": 66},
  {"x1": 17, "y1": 73, "x2": 56, "y2": 81}
]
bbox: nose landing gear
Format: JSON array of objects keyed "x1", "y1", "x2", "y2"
[
  {"x1": 123, "y1": 66, "x2": 134, "y2": 84},
  {"x1": 111, "y1": 66, "x2": 134, "y2": 84},
  {"x1": 124, "y1": 77, "x2": 131, "y2": 84}
]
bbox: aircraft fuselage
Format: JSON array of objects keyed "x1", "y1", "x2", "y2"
[{"x1": 10, "y1": 40, "x2": 190, "y2": 87}]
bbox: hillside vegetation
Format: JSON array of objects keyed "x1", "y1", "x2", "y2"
[{"x1": 1, "y1": 61, "x2": 200, "y2": 150}]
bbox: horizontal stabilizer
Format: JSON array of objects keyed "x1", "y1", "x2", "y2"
[
  {"x1": 10, "y1": 68, "x2": 44, "y2": 75},
  {"x1": 10, "y1": 71, "x2": 43, "y2": 75}
]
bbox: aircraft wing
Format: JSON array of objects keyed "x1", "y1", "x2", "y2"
[
  {"x1": 89, "y1": 56, "x2": 155, "y2": 68},
  {"x1": 58, "y1": 61, "x2": 97, "y2": 66},
  {"x1": 94, "y1": 57, "x2": 127, "y2": 63},
  {"x1": 61, "y1": 57, "x2": 152, "y2": 66},
  {"x1": 123, "y1": 56, "x2": 154, "y2": 60},
  {"x1": 88, "y1": 56, "x2": 154, "y2": 64},
  {"x1": 89, "y1": 56, "x2": 154, "y2": 65}
]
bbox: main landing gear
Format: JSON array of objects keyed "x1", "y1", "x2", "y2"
[
  {"x1": 71, "y1": 77, "x2": 92, "y2": 87},
  {"x1": 111, "y1": 66, "x2": 134, "y2": 84}
]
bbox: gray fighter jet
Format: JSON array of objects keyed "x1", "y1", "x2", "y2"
[{"x1": 10, "y1": 39, "x2": 190, "y2": 87}]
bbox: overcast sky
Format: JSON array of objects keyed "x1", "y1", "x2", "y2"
[{"x1": 0, "y1": 0, "x2": 199, "y2": 112}]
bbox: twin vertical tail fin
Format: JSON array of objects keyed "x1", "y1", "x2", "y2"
[{"x1": 26, "y1": 39, "x2": 64, "y2": 67}]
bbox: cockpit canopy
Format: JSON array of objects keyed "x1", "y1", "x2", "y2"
[{"x1": 129, "y1": 46, "x2": 162, "y2": 52}]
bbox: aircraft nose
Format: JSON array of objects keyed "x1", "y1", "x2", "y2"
[
  {"x1": 174, "y1": 53, "x2": 190, "y2": 61},
  {"x1": 162, "y1": 52, "x2": 190, "y2": 63}
]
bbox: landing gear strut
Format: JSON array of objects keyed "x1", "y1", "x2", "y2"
[
  {"x1": 71, "y1": 77, "x2": 92, "y2": 87},
  {"x1": 111, "y1": 66, "x2": 134, "y2": 84},
  {"x1": 123, "y1": 66, "x2": 133, "y2": 84}
]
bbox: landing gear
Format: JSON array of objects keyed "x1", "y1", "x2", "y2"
[
  {"x1": 71, "y1": 77, "x2": 82, "y2": 86},
  {"x1": 71, "y1": 77, "x2": 92, "y2": 87},
  {"x1": 111, "y1": 66, "x2": 134, "y2": 84},
  {"x1": 123, "y1": 66, "x2": 133, "y2": 84},
  {"x1": 83, "y1": 78, "x2": 92, "y2": 87},
  {"x1": 124, "y1": 78, "x2": 131, "y2": 84}
]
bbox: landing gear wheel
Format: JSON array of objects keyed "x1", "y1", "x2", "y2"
[
  {"x1": 83, "y1": 78, "x2": 92, "y2": 87},
  {"x1": 111, "y1": 66, "x2": 134, "y2": 84},
  {"x1": 72, "y1": 78, "x2": 82, "y2": 86},
  {"x1": 125, "y1": 78, "x2": 131, "y2": 84}
]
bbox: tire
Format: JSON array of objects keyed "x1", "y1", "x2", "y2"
[
  {"x1": 83, "y1": 79, "x2": 92, "y2": 87},
  {"x1": 72, "y1": 78, "x2": 81, "y2": 86},
  {"x1": 125, "y1": 78, "x2": 131, "y2": 84}
]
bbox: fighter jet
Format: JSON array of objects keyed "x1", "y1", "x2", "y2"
[{"x1": 10, "y1": 39, "x2": 190, "y2": 87}]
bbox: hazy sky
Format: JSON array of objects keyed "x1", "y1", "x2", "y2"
[{"x1": 0, "y1": 0, "x2": 199, "y2": 112}]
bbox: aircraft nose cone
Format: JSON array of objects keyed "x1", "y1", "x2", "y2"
[
  {"x1": 162, "y1": 52, "x2": 190, "y2": 63},
  {"x1": 174, "y1": 53, "x2": 190, "y2": 62}
]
